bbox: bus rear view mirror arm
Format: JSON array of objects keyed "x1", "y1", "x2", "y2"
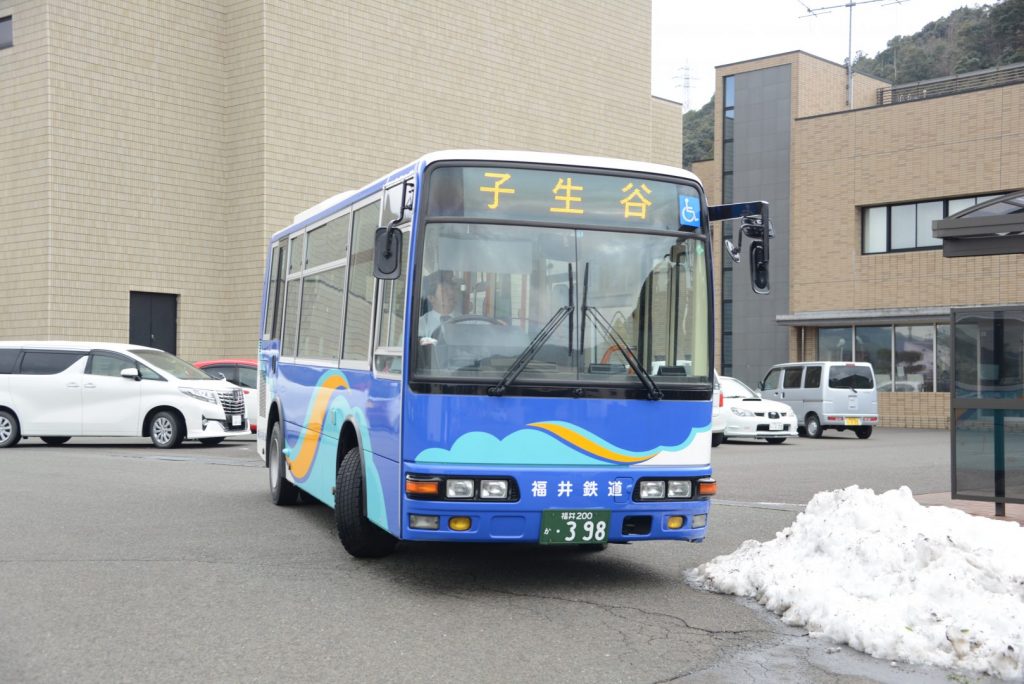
[{"x1": 708, "y1": 201, "x2": 773, "y2": 295}]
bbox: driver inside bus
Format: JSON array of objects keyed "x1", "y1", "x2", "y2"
[{"x1": 418, "y1": 271, "x2": 462, "y2": 340}]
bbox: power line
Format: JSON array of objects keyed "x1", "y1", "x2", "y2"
[{"x1": 798, "y1": 0, "x2": 908, "y2": 108}]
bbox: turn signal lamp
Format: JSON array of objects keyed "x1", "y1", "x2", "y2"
[
  {"x1": 448, "y1": 517, "x2": 472, "y2": 531},
  {"x1": 405, "y1": 477, "x2": 440, "y2": 497},
  {"x1": 697, "y1": 478, "x2": 717, "y2": 497}
]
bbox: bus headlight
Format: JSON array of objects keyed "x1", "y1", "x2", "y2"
[
  {"x1": 639, "y1": 480, "x2": 666, "y2": 499},
  {"x1": 445, "y1": 479, "x2": 475, "y2": 499},
  {"x1": 667, "y1": 480, "x2": 693, "y2": 498},
  {"x1": 479, "y1": 479, "x2": 509, "y2": 499}
]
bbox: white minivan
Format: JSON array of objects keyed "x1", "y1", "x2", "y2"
[
  {"x1": 0, "y1": 341, "x2": 248, "y2": 448},
  {"x1": 758, "y1": 361, "x2": 879, "y2": 439}
]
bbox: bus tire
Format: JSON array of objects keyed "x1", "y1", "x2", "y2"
[
  {"x1": 269, "y1": 422, "x2": 299, "y2": 505},
  {"x1": 150, "y1": 410, "x2": 184, "y2": 449},
  {"x1": 41, "y1": 436, "x2": 71, "y2": 446},
  {"x1": 855, "y1": 426, "x2": 873, "y2": 439},
  {"x1": 0, "y1": 409, "x2": 20, "y2": 448},
  {"x1": 804, "y1": 413, "x2": 823, "y2": 439},
  {"x1": 335, "y1": 447, "x2": 397, "y2": 558}
]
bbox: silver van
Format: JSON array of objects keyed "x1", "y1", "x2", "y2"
[{"x1": 758, "y1": 362, "x2": 879, "y2": 439}]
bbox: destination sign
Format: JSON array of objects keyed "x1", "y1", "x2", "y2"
[{"x1": 426, "y1": 166, "x2": 703, "y2": 231}]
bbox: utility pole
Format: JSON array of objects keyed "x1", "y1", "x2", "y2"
[{"x1": 798, "y1": 0, "x2": 907, "y2": 108}]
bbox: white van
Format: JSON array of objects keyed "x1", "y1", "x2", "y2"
[
  {"x1": 758, "y1": 361, "x2": 879, "y2": 439},
  {"x1": 0, "y1": 341, "x2": 248, "y2": 448}
]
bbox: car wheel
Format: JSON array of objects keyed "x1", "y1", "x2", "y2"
[
  {"x1": 765, "y1": 437, "x2": 786, "y2": 445},
  {"x1": 797, "y1": 426, "x2": 807, "y2": 437},
  {"x1": 335, "y1": 447, "x2": 397, "y2": 558},
  {"x1": 805, "y1": 413, "x2": 823, "y2": 439},
  {"x1": 269, "y1": 422, "x2": 299, "y2": 506},
  {"x1": 855, "y1": 426, "x2": 873, "y2": 439},
  {"x1": 0, "y1": 409, "x2": 20, "y2": 448},
  {"x1": 41, "y1": 437, "x2": 71, "y2": 446},
  {"x1": 149, "y1": 410, "x2": 184, "y2": 449},
  {"x1": 199, "y1": 437, "x2": 225, "y2": 446},
  {"x1": 711, "y1": 432, "x2": 724, "y2": 447}
]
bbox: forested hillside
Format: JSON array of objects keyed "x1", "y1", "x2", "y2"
[{"x1": 682, "y1": 0, "x2": 1024, "y2": 167}]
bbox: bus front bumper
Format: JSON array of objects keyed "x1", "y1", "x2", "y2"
[{"x1": 400, "y1": 464, "x2": 713, "y2": 544}]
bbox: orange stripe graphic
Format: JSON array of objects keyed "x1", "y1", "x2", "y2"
[
  {"x1": 287, "y1": 373, "x2": 349, "y2": 480},
  {"x1": 528, "y1": 422, "x2": 656, "y2": 464}
]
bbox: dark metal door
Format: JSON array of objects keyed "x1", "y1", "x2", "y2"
[{"x1": 130, "y1": 291, "x2": 178, "y2": 354}]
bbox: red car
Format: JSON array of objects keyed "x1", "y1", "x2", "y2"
[{"x1": 193, "y1": 359, "x2": 257, "y2": 433}]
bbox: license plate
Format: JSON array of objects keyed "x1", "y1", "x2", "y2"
[
  {"x1": 231, "y1": 415, "x2": 242, "y2": 427},
  {"x1": 844, "y1": 417, "x2": 861, "y2": 426},
  {"x1": 540, "y1": 509, "x2": 610, "y2": 545},
  {"x1": 768, "y1": 421, "x2": 783, "y2": 431}
]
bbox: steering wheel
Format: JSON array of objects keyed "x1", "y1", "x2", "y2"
[{"x1": 444, "y1": 314, "x2": 505, "y2": 326}]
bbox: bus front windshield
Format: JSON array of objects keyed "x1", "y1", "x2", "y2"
[{"x1": 413, "y1": 222, "x2": 709, "y2": 391}]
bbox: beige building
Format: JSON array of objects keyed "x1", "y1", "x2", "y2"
[
  {"x1": 694, "y1": 51, "x2": 1024, "y2": 428},
  {"x1": 0, "y1": 0, "x2": 682, "y2": 359}
]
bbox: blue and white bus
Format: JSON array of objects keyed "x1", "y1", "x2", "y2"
[{"x1": 257, "y1": 150, "x2": 771, "y2": 557}]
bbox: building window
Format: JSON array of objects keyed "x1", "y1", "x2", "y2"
[
  {"x1": 720, "y1": 75, "x2": 736, "y2": 375},
  {"x1": 819, "y1": 327, "x2": 853, "y2": 361},
  {"x1": 862, "y1": 194, "x2": 1003, "y2": 254},
  {"x1": 0, "y1": 16, "x2": 12, "y2": 50},
  {"x1": 814, "y1": 323, "x2": 951, "y2": 392}
]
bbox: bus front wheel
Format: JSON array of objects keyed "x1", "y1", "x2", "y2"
[
  {"x1": 335, "y1": 447, "x2": 397, "y2": 558},
  {"x1": 269, "y1": 422, "x2": 299, "y2": 506}
]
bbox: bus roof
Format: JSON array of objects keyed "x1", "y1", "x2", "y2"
[{"x1": 275, "y1": 150, "x2": 702, "y2": 240}]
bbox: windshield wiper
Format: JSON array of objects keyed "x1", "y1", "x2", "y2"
[
  {"x1": 577, "y1": 263, "x2": 661, "y2": 401},
  {"x1": 488, "y1": 264, "x2": 574, "y2": 397},
  {"x1": 583, "y1": 305, "x2": 662, "y2": 400}
]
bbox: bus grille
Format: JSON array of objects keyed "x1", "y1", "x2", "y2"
[{"x1": 219, "y1": 390, "x2": 245, "y2": 415}]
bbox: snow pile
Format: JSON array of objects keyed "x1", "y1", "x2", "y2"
[{"x1": 687, "y1": 486, "x2": 1024, "y2": 679}]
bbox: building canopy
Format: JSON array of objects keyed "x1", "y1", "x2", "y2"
[{"x1": 933, "y1": 190, "x2": 1024, "y2": 257}]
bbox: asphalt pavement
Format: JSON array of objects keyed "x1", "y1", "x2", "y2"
[{"x1": 0, "y1": 429, "x2": 994, "y2": 684}]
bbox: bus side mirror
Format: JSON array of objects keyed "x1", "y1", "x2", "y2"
[
  {"x1": 750, "y1": 241, "x2": 769, "y2": 294},
  {"x1": 373, "y1": 227, "x2": 402, "y2": 280}
]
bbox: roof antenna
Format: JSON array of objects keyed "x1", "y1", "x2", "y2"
[{"x1": 797, "y1": 0, "x2": 908, "y2": 108}]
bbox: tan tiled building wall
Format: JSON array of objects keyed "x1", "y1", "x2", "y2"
[
  {"x1": 0, "y1": 0, "x2": 681, "y2": 361},
  {"x1": 703, "y1": 50, "x2": 1024, "y2": 428}
]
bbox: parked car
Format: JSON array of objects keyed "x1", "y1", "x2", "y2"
[
  {"x1": 718, "y1": 375, "x2": 798, "y2": 444},
  {"x1": 759, "y1": 361, "x2": 879, "y2": 439},
  {"x1": 0, "y1": 341, "x2": 248, "y2": 449},
  {"x1": 193, "y1": 358, "x2": 257, "y2": 433},
  {"x1": 711, "y1": 372, "x2": 726, "y2": 447}
]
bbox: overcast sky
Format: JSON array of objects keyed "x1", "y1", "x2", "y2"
[{"x1": 651, "y1": 0, "x2": 986, "y2": 110}]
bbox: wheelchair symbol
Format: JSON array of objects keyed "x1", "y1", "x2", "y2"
[{"x1": 680, "y1": 198, "x2": 700, "y2": 226}]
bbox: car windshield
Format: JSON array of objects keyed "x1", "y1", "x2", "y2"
[
  {"x1": 131, "y1": 349, "x2": 213, "y2": 380},
  {"x1": 720, "y1": 376, "x2": 758, "y2": 399},
  {"x1": 412, "y1": 222, "x2": 710, "y2": 389},
  {"x1": 829, "y1": 365, "x2": 874, "y2": 389}
]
